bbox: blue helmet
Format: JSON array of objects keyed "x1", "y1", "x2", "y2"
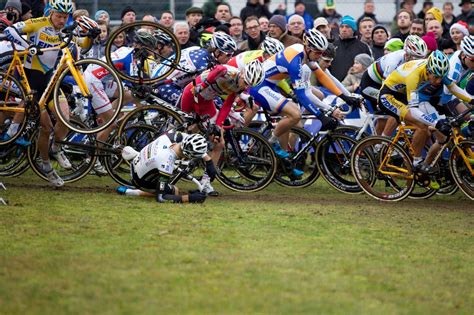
[
  {"x1": 426, "y1": 50, "x2": 449, "y2": 77},
  {"x1": 50, "y1": 0, "x2": 73, "y2": 14}
]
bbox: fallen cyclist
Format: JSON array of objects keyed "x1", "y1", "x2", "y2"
[{"x1": 117, "y1": 133, "x2": 216, "y2": 204}]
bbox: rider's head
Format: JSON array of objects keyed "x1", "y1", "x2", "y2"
[
  {"x1": 49, "y1": 0, "x2": 72, "y2": 30},
  {"x1": 404, "y1": 35, "x2": 428, "y2": 60},
  {"x1": 303, "y1": 28, "x2": 328, "y2": 61},
  {"x1": 261, "y1": 37, "x2": 284, "y2": 59},
  {"x1": 181, "y1": 134, "x2": 208, "y2": 159},
  {"x1": 460, "y1": 35, "x2": 474, "y2": 70},
  {"x1": 426, "y1": 50, "x2": 449, "y2": 84},
  {"x1": 134, "y1": 29, "x2": 158, "y2": 49},
  {"x1": 154, "y1": 29, "x2": 174, "y2": 57},
  {"x1": 209, "y1": 32, "x2": 237, "y2": 64},
  {"x1": 238, "y1": 59, "x2": 265, "y2": 90}
]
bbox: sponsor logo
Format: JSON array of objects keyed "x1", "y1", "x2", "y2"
[{"x1": 39, "y1": 33, "x2": 60, "y2": 43}]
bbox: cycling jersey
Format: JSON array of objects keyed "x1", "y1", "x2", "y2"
[
  {"x1": 441, "y1": 51, "x2": 473, "y2": 104},
  {"x1": 367, "y1": 50, "x2": 407, "y2": 85},
  {"x1": 155, "y1": 47, "x2": 213, "y2": 105},
  {"x1": 383, "y1": 59, "x2": 472, "y2": 106},
  {"x1": 0, "y1": 40, "x2": 24, "y2": 70},
  {"x1": 5, "y1": 17, "x2": 91, "y2": 74},
  {"x1": 249, "y1": 44, "x2": 342, "y2": 115}
]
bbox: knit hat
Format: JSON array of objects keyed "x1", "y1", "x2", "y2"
[
  {"x1": 21, "y1": 2, "x2": 31, "y2": 15},
  {"x1": 121, "y1": 6, "x2": 136, "y2": 19},
  {"x1": 459, "y1": 0, "x2": 472, "y2": 7},
  {"x1": 371, "y1": 25, "x2": 388, "y2": 39},
  {"x1": 325, "y1": 0, "x2": 336, "y2": 10},
  {"x1": 354, "y1": 53, "x2": 374, "y2": 68},
  {"x1": 314, "y1": 17, "x2": 329, "y2": 29},
  {"x1": 295, "y1": 0, "x2": 306, "y2": 6},
  {"x1": 384, "y1": 38, "x2": 404, "y2": 52},
  {"x1": 4, "y1": 0, "x2": 22, "y2": 14},
  {"x1": 95, "y1": 10, "x2": 109, "y2": 21},
  {"x1": 269, "y1": 15, "x2": 287, "y2": 32},
  {"x1": 340, "y1": 15, "x2": 357, "y2": 32},
  {"x1": 426, "y1": 7, "x2": 443, "y2": 24},
  {"x1": 185, "y1": 7, "x2": 204, "y2": 16},
  {"x1": 450, "y1": 21, "x2": 469, "y2": 36},
  {"x1": 422, "y1": 31, "x2": 438, "y2": 51}
]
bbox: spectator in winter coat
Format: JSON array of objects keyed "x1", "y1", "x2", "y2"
[
  {"x1": 330, "y1": 15, "x2": 372, "y2": 81},
  {"x1": 239, "y1": 16, "x2": 266, "y2": 51},
  {"x1": 240, "y1": 0, "x2": 272, "y2": 23},
  {"x1": 342, "y1": 53, "x2": 373, "y2": 93},
  {"x1": 450, "y1": 21, "x2": 469, "y2": 50},
  {"x1": 371, "y1": 24, "x2": 389, "y2": 60},
  {"x1": 267, "y1": 14, "x2": 302, "y2": 47},
  {"x1": 230, "y1": 16, "x2": 247, "y2": 47},
  {"x1": 358, "y1": 17, "x2": 375, "y2": 46},
  {"x1": 410, "y1": 18, "x2": 425, "y2": 36},
  {"x1": 357, "y1": 0, "x2": 378, "y2": 25},
  {"x1": 442, "y1": 2, "x2": 456, "y2": 39},
  {"x1": 287, "y1": 14, "x2": 305, "y2": 40},
  {"x1": 392, "y1": 9, "x2": 413, "y2": 42},
  {"x1": 287, "y1": 1, "x2": 314, "y2": 31}
]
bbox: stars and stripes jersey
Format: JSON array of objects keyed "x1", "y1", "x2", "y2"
[
  {"x1": 85, "y1": 46, "x2": 159, "y2": 82},
  {"x1": 383, "y1": 59, "x2": 472, "y2": 105},
  {"x1": 151, "y1": 47, "x2": 213, "y2": 87},
  {"x1": 367, "y1": 50, "x2": 407, "y2": 85}
]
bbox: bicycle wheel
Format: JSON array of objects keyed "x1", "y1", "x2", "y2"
[
  {"x1": 117, "y1": 104, "x2": 184, "y2": 138},
  {"x1": 104, "y1": 21, "x2": 181, "y2": 84},
  {"x1": 0, "y1": 71, "x2": 28, "y2": 146},
  {"x1": 316, "y1": 133, "x2": 362, "y2": 194},
  {"x1": 351, "y1": 136, "x2": 415, "y2": 201},
  {"x1": 0, "y1": 142, "x2": 29, "y2": 176},
  {"x1": 53, "y1": 58, "x2": 124, "y2": 134},
  {"x1": 104, "y1": 124, "x2": 161, "y2": 186},
  {"x1": 27, "y1": 121, "x2": 97, "y2": 183},
  {"x1": 273, "y1": 127, "x2": 320, "y2": 188},
  {"x1": 449, "y1": 140, "x2": 474, "y2": 200},
  {"x1": 216, "y1": 128, "x2": 277, "y2": 192}
]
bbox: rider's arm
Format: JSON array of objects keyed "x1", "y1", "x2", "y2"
[
  {"x1": 201, "y1": 65, "x2": 228, "y2": 87},
  {"x1": 4, "y1": 21, "x2": 32, "y2": 48},
  {"x1": 324, "y1": 68, "x2": 351, "y2": 96},
  {"x1": 446, "y1": 81, "x2": 474, "y2": 103},
  {"x1": 215, "y1": 92, "x2": 237, "y2": 126},
  {"x1": 312, "y1": 67, "x2": 343, "y2": 96}
]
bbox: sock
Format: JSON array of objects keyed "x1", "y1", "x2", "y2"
[
  {"x1": 51, "y1": 143, "x2": 60, "y2": 153},
  {"x1": 43, "y1": 161, "x2": 53, "y2": 172},
  {"x1": 125, "y1": 189, "x2": 142, "y2": 196},
  {"x1": 268, "y1": 132, "x2": 278, "y2": 144},
  {"x1": 201, "y1": 173, "x2": 210, "y2": 184},
  {"x1": 413, "y1": 156, "x2": 423, "y2": 166},
  {"x1": 6, "y1": 123, "x2": 19, "y2": 137},
  {"x1": 381, "y1": 132, "x2": 390, "y2": 138}
]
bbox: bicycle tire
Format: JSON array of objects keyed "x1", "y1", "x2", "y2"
[
  {"x1": 53, "y1": 58, "x2": 124, "y2": 134},
  {"x1": 316, "y1": 133, "x2": 362, "y2": 194},
  {"x1": 117, "y1": 104, "x2": 184, "y2": 138},
  {"x1": 104, "y1": 124, "x2": 162, "y2": 186},
  {"x1": 351, "y1": 136, "x2": 415, "y2": 202},
  {"x1": 449, "y1": 139, "x2": 474, "y2": 200},
  {"x1": 104, "y1": 21, "x2": 181, "y2": 84},
  {"x1": 27, "y1": 120, "x2": 97, "y2": 183},
  {"x1": 216, "y1": 127, "x2": 277, "y2": 192},
  {"x1": 0, "y1": 71, "x2": 29, "y2": 146}
]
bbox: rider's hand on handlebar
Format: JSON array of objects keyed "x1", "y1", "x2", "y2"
[
  {"x1": 331, "y1": 108, "x2": 345, "y2": 121},
  {"x1": 339, "y1": 94, "x2": 361, "y2": 108},
  {"x1": 28, "y1": 44, "x2": 43, "y2": 56}
]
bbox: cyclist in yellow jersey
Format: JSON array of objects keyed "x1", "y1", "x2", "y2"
[
  {"x1": 4, "y1": 0, "x2": 94, "y2": 187},
  {"x1": 379, "y1": 50, "x2": 474, "y2": 173}
]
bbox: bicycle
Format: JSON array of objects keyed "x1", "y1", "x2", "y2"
[{"x1": 351, "y1": 108, "x2": 474, "y2": 201}]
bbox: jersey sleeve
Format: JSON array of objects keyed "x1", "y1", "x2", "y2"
[
  {"x1": 215, "y1": 92, "x2": 236, "y2": 126},
  {"x1": 4, "y1": 21, "x2": 32, "y2": 48}
]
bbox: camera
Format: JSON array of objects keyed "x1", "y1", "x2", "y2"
[{"x1": 6, "y1": 11, "x2": 18, "y2": 23}]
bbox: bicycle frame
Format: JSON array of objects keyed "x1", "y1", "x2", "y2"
[{"x1": 378, "y1": 124, "x2": 415, "y2": 178}]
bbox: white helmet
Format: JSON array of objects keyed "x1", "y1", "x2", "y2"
[
  {"x1": 77, "y1": 16, "x2": 98, "y2": 32},
  {"x1": 304, "y1": 28, "x2": 328, "y2": 51},
  {"x1": 243, "y1": 59, "x2": 265, "y2": 86},
  {"x1": 181, "y1": 134, "x2": 208, "y2": 158},
  {"x1": 50, "y1": 0, "x2": 73, "y2": 14},
  {"x1": 122, "y1": 146, "x2": 139, "y2": 161},
  {"x1": 404, "y1": 35, "x2": 428, "y2": 58},
  {"x1": 210, "y1": 32, "x2": 237, "y2": 55},
  {"x1": 261, "y1": 37, "x2": 284, "y2": 56},
  {"x1": 427, "y1": 50, "x2": 450, "y2": 77},
  {"x1": 461, "y1": 35, "x2": 474, "y2": 58}
]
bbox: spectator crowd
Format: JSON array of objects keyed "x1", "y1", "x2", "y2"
[{"x1": 2, "y1": 0, "x2": 474, "y2": 91}]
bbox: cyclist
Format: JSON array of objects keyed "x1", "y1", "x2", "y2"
[
  {"x1": 155, "y1": 32, "x2": 238, "y2": 106},
  {"x1": 379, "y1": 50, "x2": 474, "y2": 174},
  {"x1": 4, "y1": 0, "x2": 94, "y2": 187},
  {"x1": 248, "y1": 29, "x2": 360, "y2": 159},
  {"x1": 360, "y1": 35, "x2": 428, "y2": 135},
  {"x1": 117, "y1": 133, "x2": 215, "y2": 204},
  {"x1": 181, "y1": 59, "x2": 266, "y2": 194}
]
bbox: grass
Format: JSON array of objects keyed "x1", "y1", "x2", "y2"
[{"x1": 0, "y1": 172, "x2": 473, "y2": 314}]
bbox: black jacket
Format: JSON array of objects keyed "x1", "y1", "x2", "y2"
[
  {"x1": 371, "y1": 44, "x2": 384, "y2": 61},
  {"x1": 330, "y1": 37, "x2": 372, "y2": 81},
  {"x1": 357, "y1": 12, "x2": 378, "y2": 25},
  {"x1": 240, "y1": 2, "x2": 272, "y2": 22}
]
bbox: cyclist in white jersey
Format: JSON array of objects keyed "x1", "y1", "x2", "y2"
[{"x1": 117, "y1": 133, "x2": 215, "y2": 203}]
